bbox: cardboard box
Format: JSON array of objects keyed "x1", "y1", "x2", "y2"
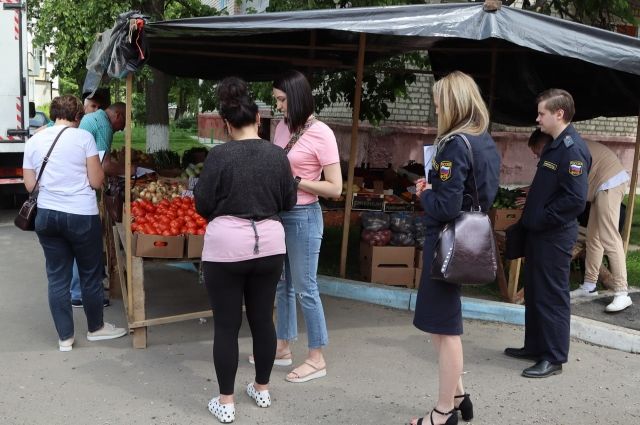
[
  {"x1": 414, "y1": 267, "x2": 422, "y2": 289},
  {"x1": 489, "y1": 208, "x2": 523, "y2": 231},
  {"x1": 415, "y1": 248, "x2": 423, "y2": 269},
  {"x1": 360, "y1": 243, "x2": 415, "y2": 287},
  {"x1": 133, "y1": 233, "x2": 185, "y2": 258},
  {"x1": 186, "y1": 234, "x2": 204, "y2": 258}
]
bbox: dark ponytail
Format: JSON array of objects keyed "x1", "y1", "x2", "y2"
[{"x1": 217, "y1": 77, "x2": 258, "y2": 129}]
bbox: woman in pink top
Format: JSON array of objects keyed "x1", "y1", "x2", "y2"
[
  {"x1": 271, "y1": 70, "x2": 342, "y2": 383},
  {"x1": 194, "y1": 77, "x2": 297, "y2": 423}
]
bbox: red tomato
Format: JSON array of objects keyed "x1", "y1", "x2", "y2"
[{"x1": 196, "y1": 228, "x2": 205, "y2": 235}]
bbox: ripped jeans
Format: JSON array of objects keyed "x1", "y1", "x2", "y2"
[{"x1": 275, "y1": 202, "x2": 328, "y2": 349}]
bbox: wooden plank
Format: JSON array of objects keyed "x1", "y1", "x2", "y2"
[
  {"x1": 129, "y1": 310, "x2": 213, "y2": 328},
  {"x1": 125, "y1": 74, "x2": 134, "y2": 326},
  {"x1": 507, "y1": 258, "x2": 522, "y2": 303},
  {"x1": 622, "y1": 107, "x2": 640, "y2": 253},
  {"x1": 131, "y1": 255, "x2": 146, "y2": 349},
  {"x1": 112, "y1": 225, "x2": 129, "y2": 318},
  {"x1": 340, "y1": 32, "x2": 366, "y2": 278}
]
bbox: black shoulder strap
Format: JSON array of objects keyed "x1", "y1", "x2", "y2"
[
  {"x1": 33, "y1": 126, "x2": 70, "y2": 192},
  {"x1": 457, "y1": 134, "x2": 481, "y2": 211}
]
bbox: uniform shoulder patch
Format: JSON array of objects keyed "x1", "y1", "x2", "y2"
[
  {"x1": 569, "y1": 160, "x2": 584, "y2": 176},
  {"x1": 543, "y1": 160, "x2": 557, "y2": 171},
  {"x1": 563, "y1": 136, "x2": 574, "y2": 148},
  {"x1": 439, "y1": 160, "x2": 452, "y2": 181}
]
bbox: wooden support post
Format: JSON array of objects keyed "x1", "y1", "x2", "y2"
[
  {"x1": 339, "y1": 33, "x2": 366, "y2": 278},
  {"x1": 124, "y1": 74, "x2": 134, "y2": 322},
  {"x1": 623, "y1": 109, "x2": 640, "y2": 253},
  {"x1": 130, "y1": 256, "x2": 147, "y2": 348}
]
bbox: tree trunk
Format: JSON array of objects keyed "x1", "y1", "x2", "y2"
[
  {"x1": 145, "y1": 67, "x2": 170, "y2": 152},
  {"x1": 143, "y1": 0, "x2": 169, "y2": 152}
]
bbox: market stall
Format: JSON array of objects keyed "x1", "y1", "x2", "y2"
[{"x1": 86, "y1": 1, "x2": 640, "y2": 346}]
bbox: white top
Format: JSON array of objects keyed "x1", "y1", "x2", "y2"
[
  {"x1": 23, "y1": 126, "x2": 99, "y2": 215},
  {"x1": 598, "y1": 170, "x2": 629, "y2": 193}
]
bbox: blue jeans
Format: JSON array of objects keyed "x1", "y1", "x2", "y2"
[
  {"x1": 276, "y1": 202, "x2": 328, "y2": 349},
  {"x1": 35, "y1": 208, "x2": 105, "y2": 340},
  {"x1": 70, "y1": 261, "x2": 81, "y2": 301}
]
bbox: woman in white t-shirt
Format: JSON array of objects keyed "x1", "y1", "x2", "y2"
[
  {"x1": 23, "y1": 95, "x2": 126, "y2": 353},
  {"x1": 269, "y1": 70, "x2": 342, "y2": 383}
]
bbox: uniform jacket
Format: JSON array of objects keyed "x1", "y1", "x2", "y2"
[
  {"x1": 522, "y1": 124, "x2": 591, "y2": 232},
  {"x1": 421, "y1": 132, "x2": 500, "y2": 229}
]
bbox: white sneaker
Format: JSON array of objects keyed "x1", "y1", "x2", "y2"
[
  {"x1": 605, "y1": 295, "x2": 632, "y2": 313},
  {"x1": 207, "y1": 396, "x2": 235, "y2": 423},
  {"x1": 87, "y1": 322, "x2": 127, "y2": 341},
  {"x1": 570, "y1": 286, "x2": 598, "y2": 299},
  {"x1": 246, "y1": 382, "x2": 271, "y2": 408},
  {"x1": 59, "y1": 337, "x2": 74, "y2": 352}
]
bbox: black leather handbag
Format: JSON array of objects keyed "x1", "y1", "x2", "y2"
[
  {"x1": 430, "y1": 135, "x2": 498, "y2": 285},
  {"x1": 15, "y1": 127, "x2": 69, "y2": 231}
]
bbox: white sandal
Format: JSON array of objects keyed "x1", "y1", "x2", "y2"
[
  {"x1": 246, "y1": 382, "x2": 271, "y2": 408},
  {"x1": 207, "y1": 396, "x2": 235, "y2": 423}
]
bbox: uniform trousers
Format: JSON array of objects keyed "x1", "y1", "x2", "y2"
[{"x1": 523, "y1": 223, "x2": 576, "y2": 364}]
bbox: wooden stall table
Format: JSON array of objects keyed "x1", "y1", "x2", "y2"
[
  {"x1": 494, "y1": 231, "x2": 524, "y2": 304},
  {"x1": 111, "y1": 223, "x2": 212, "y2": 348}
]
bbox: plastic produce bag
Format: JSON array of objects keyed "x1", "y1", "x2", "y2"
[
  {"x1": 390, "y1": 212, "x2": 414, "y2": 233},
  {"x1": 361, "y1": 211, "x2": 390, "y2": 231},
  {"x1": 361, "y1": 229, "x2": 391, "y2": 246},
  {"x1": 390, "y1": 232, "x2": 415, "y2": 246}
]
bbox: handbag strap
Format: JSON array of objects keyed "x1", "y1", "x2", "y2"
[
  {"x1": 457, "y1": 134, "x2": 482, "y2": 211},
  {"x1": 33, "y1": 126, "x2": 70, "y2": 193},
  {"x1": 283, "y1": 116, "x2": 316, "y2": 154}
]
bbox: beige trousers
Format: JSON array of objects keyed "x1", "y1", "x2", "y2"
[{"x1": 584, "y1": 183, "x2": 628, "y2": 292}]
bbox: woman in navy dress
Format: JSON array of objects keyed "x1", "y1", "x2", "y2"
[{"x1": 410, "y1": 71, "x2": 500, "y2": 425}]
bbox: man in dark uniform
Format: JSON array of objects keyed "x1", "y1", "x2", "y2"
[{"x1": 504, "y1": 89, "x2": 590, "y2": 378}]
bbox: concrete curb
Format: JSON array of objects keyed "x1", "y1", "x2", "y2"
[{"x1": 318, "y1": 275, "x2": 640, "y2": 354}]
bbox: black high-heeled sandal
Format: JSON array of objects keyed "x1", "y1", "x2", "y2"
[
  {"x1": 415, "y1": 407, "x2": 458, "y2": 425},
  {"x1": 454, "y1": 393, "x2": 474, "y2": 421}
]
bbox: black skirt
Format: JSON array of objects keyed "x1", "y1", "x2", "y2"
[{"x1": 413, "y1": 229, "x2": 463, "y2": 335}]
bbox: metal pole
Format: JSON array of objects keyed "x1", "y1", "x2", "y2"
[
  {"x1": 125, "y1": 73, "x2": 134, "y2": 319},
  {"x1": 339, "y1": 33, "x2": 366, "y2": 278},
  {"x1": 622, "y1": 109, "x2": 640, "y2": 253}
]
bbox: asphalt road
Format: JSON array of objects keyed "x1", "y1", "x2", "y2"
[{"x1": 1, "y1": 209, "x2": 640, "y2": 425}]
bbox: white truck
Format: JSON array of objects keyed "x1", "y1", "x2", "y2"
[{"x1": 0, "y1": 0, "x2": 30, "y2": 200}]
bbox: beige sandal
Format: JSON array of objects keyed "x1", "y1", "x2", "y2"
[
  {"x1": 249, "y1": 351, "x2": 292, "y2": 366},
  {"x1": 285, "y1": 360, "x2": 327, "y2": 383}
]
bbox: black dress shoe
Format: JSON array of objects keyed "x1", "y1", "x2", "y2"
[
  {"x1": 504, "y1": 347, "x2": 539, "y2": 361},
  {"x1": 522, "y1": 360, "x2": 562, "y2": 378}
]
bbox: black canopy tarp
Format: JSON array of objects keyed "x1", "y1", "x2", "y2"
[{"x1": 137, "y1": 2, "x2": 640, "y2": 126}]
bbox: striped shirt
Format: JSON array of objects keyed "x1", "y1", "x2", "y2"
[{"x1": 79, "y1": 109, "x2": 113, "y2": 152}]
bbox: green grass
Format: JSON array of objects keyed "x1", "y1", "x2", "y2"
[{"x1": 111, "y1": 127, "x2": 203, "y2": 155}]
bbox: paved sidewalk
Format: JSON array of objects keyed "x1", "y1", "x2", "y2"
[{"x1": 1, "y1": 210, "x2": 640, "y2": 424}]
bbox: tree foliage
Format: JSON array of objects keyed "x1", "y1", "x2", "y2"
[{"x1": 504, "y1": 0, "x2": 637, "y2": 28}]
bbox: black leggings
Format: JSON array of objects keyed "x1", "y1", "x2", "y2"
[{"x1": 203, "y1": 254, "x2": 284, "y2": 395}]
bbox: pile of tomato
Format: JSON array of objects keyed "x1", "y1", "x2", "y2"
[{"x1": 131, "y1": 196, "x2": 207, "y2": 236}]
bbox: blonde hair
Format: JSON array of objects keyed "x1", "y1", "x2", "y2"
[{"x1": 432, "y1": 71, "x2": 489, "y2": 144}]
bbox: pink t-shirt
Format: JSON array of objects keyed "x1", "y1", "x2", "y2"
[
  {"x1": 274, "y1": 120, "x2": 340, "y2": 205},
  {"x1": 201, "y1": 216, "x2": 286, "y2": 262}
]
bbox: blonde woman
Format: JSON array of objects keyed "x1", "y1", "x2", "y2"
[{"x1": 411, "y1": 71, "x2": 500, "y2": 425}]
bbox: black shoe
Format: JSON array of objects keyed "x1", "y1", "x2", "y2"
[
  {"x1": 103, "y1": 298, "x2": 110, "y2": 307},
  {"x1": 504, "y1": 347, "x2": 539, "y2": 361},
  {"x1": 454, "y1": 393, "x2": 473, "y2": 421},
  {"x1": 416, "y1": 407, "x2": 458, "y2": 425},
  {"x1": 522, "y1": 360, "x2": 562, "y2": 378}
]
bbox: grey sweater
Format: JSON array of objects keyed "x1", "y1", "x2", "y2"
[{"x1": 194, "y1": 139, "x2": 297, "y2": 222}]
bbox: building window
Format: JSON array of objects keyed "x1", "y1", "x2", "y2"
[
  {"x1": 220, "y1": 0, "x2": 227, "y2": 9},
  {"x1": 38, "y1": 49, "x2": 46, "y2": 68}
]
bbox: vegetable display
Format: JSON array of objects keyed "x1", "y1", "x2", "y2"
[
  {"x1": 131, "y1": 196, "x2": 207, "y2": 236},
  {"x1": 492, "y1": 187, "x2": 525, "y2": 209}
]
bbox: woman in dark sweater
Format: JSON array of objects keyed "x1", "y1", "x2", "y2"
[{"x1": 194, "y1": 77, "x2": 297, "y2": 424}]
